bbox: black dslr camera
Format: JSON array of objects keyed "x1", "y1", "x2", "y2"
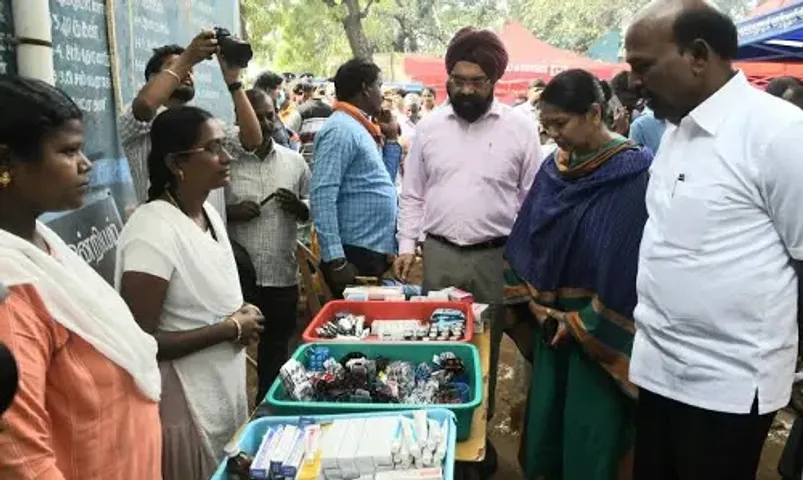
[{"x1": 214, "y1": 27, "x2": 253, "y2": 68}]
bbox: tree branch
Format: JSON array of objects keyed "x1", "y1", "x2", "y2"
[
  {"x1": 360, "y1": 0, "x2": 376, "y2": 18},
  {"x1": 321, "y1": 0, "x2": 337, "y2": 7}
]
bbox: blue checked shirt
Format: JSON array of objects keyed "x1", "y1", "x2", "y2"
[{"x1": 311, "y1": 111, "x2": 399, "y2": 262}]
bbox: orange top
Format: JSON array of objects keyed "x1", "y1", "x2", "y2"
[{"x1": 0, "y1": 284, "x2": 162, "y2": 480}]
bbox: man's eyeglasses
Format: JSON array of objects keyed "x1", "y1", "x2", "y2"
[
  {"x1": 449, "y1": 75, "x2": 491, "y2": 89},
  {"x1": 169, "y1": 140, "x2": 229, "y2": 158}
]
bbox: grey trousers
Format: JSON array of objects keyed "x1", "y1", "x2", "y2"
[{"x1": 422, "y1": 237, "x2": 505, "y2": 417}]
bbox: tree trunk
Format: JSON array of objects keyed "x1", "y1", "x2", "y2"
[
  {"x1": 341, "y1": 0, "x2": 374, "y2": 61},
  {"x1": 238, "y1": 0, "x2": 249, "y2": 41}
]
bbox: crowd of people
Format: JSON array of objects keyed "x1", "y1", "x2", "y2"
[{"x1": 1, "y1": 0, "x2": 803, "y2": 479}]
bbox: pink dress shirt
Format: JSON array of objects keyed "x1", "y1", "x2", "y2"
[{"x1": 398, "y1": 101, "x2": 542, "y2": 254}]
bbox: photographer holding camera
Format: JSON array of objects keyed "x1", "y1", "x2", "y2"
[{"x1": 119, "y1": 29, "x2": 262, "y2": 214}]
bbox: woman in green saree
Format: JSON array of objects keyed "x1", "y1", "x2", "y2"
[{"x1": 504, "y1": 69, "x2": 653, "y2": 480}]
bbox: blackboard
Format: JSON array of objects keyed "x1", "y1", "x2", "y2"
[
  {"x1": 112, "y1": 0, "x2": 240, "y2": 124},
  {"x1": 50, "y1": 0, "x2": 118, "y2": 159},
  {"x1": 49, "y1": 0, "x2": 135, "y2": 217},
  {"x1": 0, "y1": 0, "x2": 14, "y2": 74},
  {"x1": 46, "y1": 190, "x2": 124, "y2": 284}
]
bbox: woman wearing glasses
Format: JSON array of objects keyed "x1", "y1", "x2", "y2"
[{"x1": 115, "y1": 106, "x2": 264, "y2": 480}]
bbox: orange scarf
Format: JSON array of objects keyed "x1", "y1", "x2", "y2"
[{"x1": 333, "y1": 101, "x2": 383, "y2": 145}]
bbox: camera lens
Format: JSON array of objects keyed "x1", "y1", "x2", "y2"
[{"x1": 215, "y1": 26, "x2": 253, "y2": 68}]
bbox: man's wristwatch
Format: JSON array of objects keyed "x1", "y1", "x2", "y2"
[{"x1": 227, "y1": 81, "x2": 243, "y2": 92}]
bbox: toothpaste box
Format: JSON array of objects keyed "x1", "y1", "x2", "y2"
[
  {"x1": 320, "y1": 420, "x2": 349, "y2": 471},
  {"x1": 335, "y1": 418, "x2": 365, "y2": 478},
  {"x1": 250, "y1": 425, "x2": 283, "y2": 479},
  {"x1": 280, "y1": 428, "x2": 306, "y2": 478},
  {"x1": 270, "y1": 425, "x2": 301, "y2": 477},
  {"x1": 354, "y1": 416, "x2": 398, "y2": 476}
]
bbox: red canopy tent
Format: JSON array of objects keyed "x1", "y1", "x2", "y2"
[{"x1": 403, "y1": 22, "x2": 627, "y2": 103}]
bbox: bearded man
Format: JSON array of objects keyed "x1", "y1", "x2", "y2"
[{"x1": 394, "y1": 27, "x2": 542, "y2": 425}]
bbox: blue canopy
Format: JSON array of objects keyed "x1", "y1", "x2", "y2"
[{"x1": 737, "y1": 1, "x2": 803, "y2": 61}]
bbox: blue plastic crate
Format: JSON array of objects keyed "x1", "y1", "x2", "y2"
[{"x1": 209, "y1": 409, "x2": 457, "y2": 480}]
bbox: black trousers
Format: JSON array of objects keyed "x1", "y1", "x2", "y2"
[
  {"x1": 344, "y1": 244, "x2": 389, "y2": 277},
  {"x1": 633, "y1": 389, "x2": 775, "y2": 480},
  {"x1": 252, "y1": 285, "x2": 299, "y2": 405},
  {"x1": 323, "y1": 244, "x2": 389, "y2": 298}
]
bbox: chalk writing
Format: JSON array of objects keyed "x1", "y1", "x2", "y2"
[
  {"x1": 194, "y1": 0, "x2": 214, "y2": 17},
  {"x1": 139, "y1": 0, "x2": 165, "y2": 15},
  {"x1": 0, "y1": 0, "x2": 12, "y2": 74},
  {"x1": 56, "y1": 69, "x2": 112, "y2": 90},
  {"x1": 51, "y1": 0, "x2": 119, "y2": 161},
  {"x1": 53, "y1": 43, "x2": 110, "y2": 67},
  {"x1": 133, "y1": 15, "x2": 171, "y2": 36},
  {"x1": 71, "y1": 96, "x2": 108, "y2": 113},
  {"x1": 52, "y1": 13, "x2": 101, "y2": 40},
  {"x1": 54, "y1": 0, "x2": 103, "y2": 15}
]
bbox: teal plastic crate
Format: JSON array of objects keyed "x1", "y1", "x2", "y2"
[
  {"x1": 265, "y1": 342, "x2": 482, "y2": 441},
  {"x1": 209, "y1": 409, "x2": 457, "y2": 480}
]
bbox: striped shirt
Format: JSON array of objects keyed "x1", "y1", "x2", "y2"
[
  {"x1": 118, "y1": 105, "x2": 228, "y2": 221},
  {"x1": 0, "y1": 284, "x2": 162, "y2": 480},
  {"x1": 225, "y1": 130, "x2": 311, "y2": 287},
  {"x1": 311, "y1": 111, "x2": 399, "y2": 261}
]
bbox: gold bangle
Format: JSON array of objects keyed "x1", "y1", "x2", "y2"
[
  {"x1": 162, "y1": 68, "x2": 182, "y2": 83},
  {"x1": 228, "y1": 316, "x2": 242, "y2": 343}
]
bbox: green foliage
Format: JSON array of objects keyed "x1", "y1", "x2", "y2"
[
  {"x1": 242, "y1": 0, "x2": 757, "y2": 73},
  {"x1": 510, "y1": 0, "x2": 758, "y2": 54},
  {"x1": 242, "y1": 0, "x2": 353, "y2": 75},
  {"x1": 241, "y1": 0, "x2": 511, "y2": 74},
  {"x1": 509, "y1": 0, "x2": 649, "y2": 53}
]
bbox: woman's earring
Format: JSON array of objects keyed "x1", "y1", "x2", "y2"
[
  {"x1": 0, "y1": 171, "x2": 10, "y2": 188},
  {"x1": 177, "y1": 170, "x2": 185, "y2": 182}
]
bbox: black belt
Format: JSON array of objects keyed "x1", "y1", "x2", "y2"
[{"x1": 427, "y1": 234, "x2": 508, "y2": 251}]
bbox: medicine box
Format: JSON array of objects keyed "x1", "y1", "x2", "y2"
[
  {"x1": 320, "y1": 420, "x2": 349, "y2": 471},
  {"x1": 336, "y1": 418, "x2": 366, "y2": 478},
  {"x1": 354, "y1": 416, "x2": 398, "y2": 475}
]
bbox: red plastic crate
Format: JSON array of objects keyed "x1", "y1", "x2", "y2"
[{"x1": 301, "y1": 300, "x2": 475, "y2": 343}]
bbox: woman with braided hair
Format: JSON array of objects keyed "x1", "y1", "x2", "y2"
[
  {"x1": 0, "y1": 74, "x2": 162, "y2": 479},
  {"x1": 115, "y1": 106, "x2": 264, "y2": 480}
]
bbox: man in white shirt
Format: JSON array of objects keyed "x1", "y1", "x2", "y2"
[{"x1": 626, "y1": 2, "x2": 803, "y2": 479}]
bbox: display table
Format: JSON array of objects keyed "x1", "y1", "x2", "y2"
[
  {"x1": 455, "y1": 330, "x2": 490, "y2": 462},
  {"x1": 230, "y1": 328, "x2": 492, "y2": 464}
]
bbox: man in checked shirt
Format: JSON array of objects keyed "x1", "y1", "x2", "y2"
[
  {"x1": 225, "y1": 89, "x2": 310, "y2": 404},
  {"x1": 311, "y1": 58, "x2": 403, "y2": 297},
  {"x1": 118, "y1": 31, "x2": 262, "y2": 218}
]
